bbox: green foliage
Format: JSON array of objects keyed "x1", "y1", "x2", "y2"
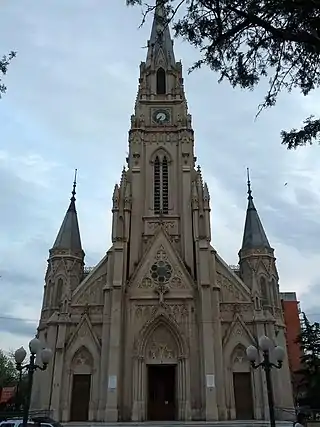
[
  {"x1": 0, "y1": 51, "x2": 16, "y2": 98},
  {"x1": 297, "y1": 313, "x2": 320, "y2": 410},
  {"x1": 127, "y1": 0, "x2": 320, "y2": 149},
  {"x1": 0, "y1": 349, "x2": 18, "y2": 388}
]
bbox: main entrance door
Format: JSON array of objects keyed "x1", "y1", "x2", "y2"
[
  {"x1": 70, "y1": 374, "x2": 91, "y2": 421},
  {"x1": 147, "y1": 365, "x2": 176, "y2": 420},
  {"x1": 233, "y1": 372, "x2": 254, "y2": 419}
]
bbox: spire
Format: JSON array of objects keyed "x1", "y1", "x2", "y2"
[
  {"x1": 241, "y1": 168, "x2": 271, "y2": 250},
  {"x1": 146, "y1": 0, "x2": 175, "y2": 68},
  {"x1": 52, "y1": 169, "x2": 83, "y2": 252}
]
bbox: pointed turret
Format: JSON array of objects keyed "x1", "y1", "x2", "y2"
[
  {"x1": 52, "y1": 170, "x2": 82, "y2": 252},
  {"x1": 146, "y1": 0, "x2": 175, "y2": 68},
  {"x1": 241, "y1": 168, "x2": 271, "y2": 251}
]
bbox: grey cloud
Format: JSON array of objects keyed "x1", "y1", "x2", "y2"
[{"x1": 0, "y1": 315, "x2": 37, "y2": 338}]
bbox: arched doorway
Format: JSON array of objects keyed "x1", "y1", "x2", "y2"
[
  {"x1": 232, "y1": 345, "x2": 254, "y2": 420},
  {"x1": 69, "y1": 347, "x2": 93, "y2": 422},
  {"x1": 131, "y1": 314, "x2": 190, "y2": 421}
]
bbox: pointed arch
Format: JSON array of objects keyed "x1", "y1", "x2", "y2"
[
  {"x1": 71, "y1": 345, "x2": 94, "y2": 374},
  {"x1": 270, "y1": 277, "x2": 279, "y2": 307},
  {"x1": 135, "y1": 313, "x2": 188, "y2": 358},
  {"x1": 55, "y1": 278, "x2": 63, "y2": 306},
  {"x1": 46, "y1": 280, "x2": 53, "y2": 306},
  {"x1": 156, "y1": 67, "x2": 166, "y2": 94},
  {"x1": 259, "y1": 276, "x2": 268, "y2": 306},
  {"x1": 151, "y1": 149, "x2": 171, "y2": 215},
  {"x1": 62, "y1": 326, "x2": 101, "y2": 421},
  {"x1": 231, "y1": 344, "x2": 250, "y2": 372}
]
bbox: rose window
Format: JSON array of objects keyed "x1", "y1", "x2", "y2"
[{"x1": 150, "y1": 260, "x2": 172, "y2": 283}]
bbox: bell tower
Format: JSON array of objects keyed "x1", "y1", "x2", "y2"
[{"x1": 126, "y1": 0, "x2": 199, "y2": 276}]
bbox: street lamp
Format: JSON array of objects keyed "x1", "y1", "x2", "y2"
[
  {"x1": 14, "y1": 337, "x2": 52, "y2": 427},
  {"x1": 246, "y1": 335, "x2": 285, "y2": 427}
]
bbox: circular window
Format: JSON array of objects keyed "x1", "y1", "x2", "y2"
[{"x1": 150, "y1": 260, "x2": 172, "y2": 283}]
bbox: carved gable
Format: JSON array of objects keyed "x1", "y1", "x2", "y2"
[
  {"x1": 216, "y1": 254, "x2": 251, "y2": 302},
  {"x1": 128, "y1": 228, "x2": 194, "y2": 298},
  {"x1": 66, "y1": 314, "x2": 101, "y2": 351},
  {"x1": 222, "y1": 313, "x2": 255, "y2": 348}
]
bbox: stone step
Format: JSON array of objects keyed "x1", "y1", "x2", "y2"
[{"x1": 63, "y1": 422, "x2": 293, "y2": 427}]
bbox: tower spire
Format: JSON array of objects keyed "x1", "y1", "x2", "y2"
[
  {"x1": 52, "y1": 169, "x2": 83, "y2": 252},
  {"x1": 247, "y1": 167, "x2": 253, "y2": 202},
  {"x1": 241, "y1": 168, "x2": 271, "y2": 250},
  {"x1": 146, "y1": 0, "x2": 175, "y2": 68}
]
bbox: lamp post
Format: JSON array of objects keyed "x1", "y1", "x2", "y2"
[
  {"x1": 246, "y1": 335, "x2": 285, "y2": 427},
  {"x1": 15, "y1": 369, "x2": 23, "y2": 411},
  {"x1": 14, "y1": 338, "x2": 52, "y2": 427}
]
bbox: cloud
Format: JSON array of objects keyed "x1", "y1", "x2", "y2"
[{"x1": 0, "y1": 0, "x2": 320, "y2": 351}]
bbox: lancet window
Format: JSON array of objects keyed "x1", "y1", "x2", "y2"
[
  {"x1": 154, "y1": 154, "x2": 169, "y2": 214},
  {"x1": 156, "y1": 67, "x2": 166, "y2": 94}
]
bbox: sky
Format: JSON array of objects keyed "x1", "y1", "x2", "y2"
[{"x1": 1, "y1": 0, "x2": 320, "y2": 353}]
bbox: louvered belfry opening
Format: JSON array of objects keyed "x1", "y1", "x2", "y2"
[
  {"x1": 156, "y1": 67, "x2": 166, "y2": 94},
  {"x1": 154, "y1": 155, "x2": 169, "y2": 214}
]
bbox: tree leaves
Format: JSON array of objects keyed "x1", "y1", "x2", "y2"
[
  {"x1": 126, "y1": 0, "x2": 320, "y2": 149},
  {"x1": 0, "y1": 349, "x2": 18, "y2": 388},
  {"x1": 296, "y1": 313, "x2": 320, "y2": 410},
  {"x1": 0, "y1": 51, "x2": 16, "y2": 99}
]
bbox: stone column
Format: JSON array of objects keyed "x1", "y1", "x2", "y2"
[
  {"x1": 212, "y1": 288, "x2": 226, "y2": 420},
  {"x1": 105, "y1": 246, "x2": 125, "y2": 421},
  {"x1": 198, "y1": 241, "x2": 218, "y2": 420},
  {"x1": 98, "y1": 285, "x2": 112, "y2": 419},
  {"x1": 132, "y1": 357, "x2": 141, "y2": 420},
  {"x1": 50, "y1": 323, "x2": 66, "y2": 421}
]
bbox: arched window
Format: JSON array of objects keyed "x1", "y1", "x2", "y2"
[
  {"x1": 154, "y1": 154, "x2": 169, "y2": 214},
  {"x1": 260, "y1": 277, "x2": 268, "y2": 306},
  {"x1": 271, "y1": 278, "x2": 278, "y2": 307},
  {"x1": 45, "y1": 280, "x2": 52, "y2": 307},
  {"x1": 156, "y1": 67, "x2": 166, "y2": 94},
  {"x1": 55, "y1": 278, "x2": 63, "y2": 306}
]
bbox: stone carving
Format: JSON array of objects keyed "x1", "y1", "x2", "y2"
[
  {"x1": 217, "y1": 272, "x2": 247, "y2": 302},
  {"x1": 221, "y1": 303, "x2": 252, "y2": 313},
  {"x1": 148, "y1": 342, "x2": 175, "y2": 361},
  {"x1": 78, "y1": 321, "x2": 90, "y2": 338},
  {"x1": 134, "y1": 303, "x2": 188, "y2": 324},
  {"x1": 169, "y1": 276, "x2": 185, "y2": 289},
  {"x1": 155, "y1": 283, "x2": 169, "y2": 305},
  {"x1": 75, "y1": 279, "x2": 104, "y2": 305},
  {"x1": 148, "y1": 221, "x2": 175, "y2": 233},
  {"x1": 138, "y1": 277, "x2": 153, "y2": 289},
  {"x1": 135, "y1": 246, "x2": 190, "y2": 292},
  {"x1": 72, "y1": 347, "x2": 93, "y2": 367}
]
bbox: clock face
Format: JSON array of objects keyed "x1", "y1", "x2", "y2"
[{"x1": 152, "y1": 109, "x2": 170, "y2": 125}]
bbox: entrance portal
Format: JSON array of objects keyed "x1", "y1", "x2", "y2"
[
  {"x1": 70, "y1": 374, "x2": 91, "y2": 421},
  {"x1": 147, "y1": 365, "x2": 176, "y2": 420},
  {"x1": 233, "y1": 372, "x2": 254, "y2": 419}
]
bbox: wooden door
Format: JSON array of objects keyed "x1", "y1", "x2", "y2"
[
  {"x1": 233, "y1": 372, "x2": 254, "y2": 420},
  {"x1": 147, "y1": 365, "x2": 176, "y2": 420},
  {"x1": 70, "y1": 374, "x2": 91, "y2": 421}
]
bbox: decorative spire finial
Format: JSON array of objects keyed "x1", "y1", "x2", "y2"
[
  {"x1": 247, "y1": 167, "x2": 253, "y2": 201},
  {"x1": 71, "y1": 169, "x2": 77, "y2": 203}
]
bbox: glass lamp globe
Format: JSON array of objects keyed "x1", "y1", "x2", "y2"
[
  {"x1": 273, "y1": 345, "x2": 285, "y2": 362},
  {"x1": 246, "y1": 345, "x2": 258, "y2": 362},
  {"x1": 29, "y1": 337, "x2": 41, "y2": 355},
  {"x1": 259, "y1": 335, "x2": 273, "y2": 352},
  {"x1": 14, "y1": 346, "x2": 27, "y2": 364},
  {"x1": 41, "y1": 348, "x2": 53, "y2": 365}
]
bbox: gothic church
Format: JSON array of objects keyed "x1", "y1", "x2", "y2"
[{"x1": 31, "y1": 2, "x2": 294, "y2": 422}]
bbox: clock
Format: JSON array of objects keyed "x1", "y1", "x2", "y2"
[{"x1": 152, "y1": 109, "x2": 170, "y2": 125}]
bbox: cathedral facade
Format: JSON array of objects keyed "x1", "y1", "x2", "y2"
[{"x1": 31, "y1": 2, "x2": 294, "y2": 423}]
